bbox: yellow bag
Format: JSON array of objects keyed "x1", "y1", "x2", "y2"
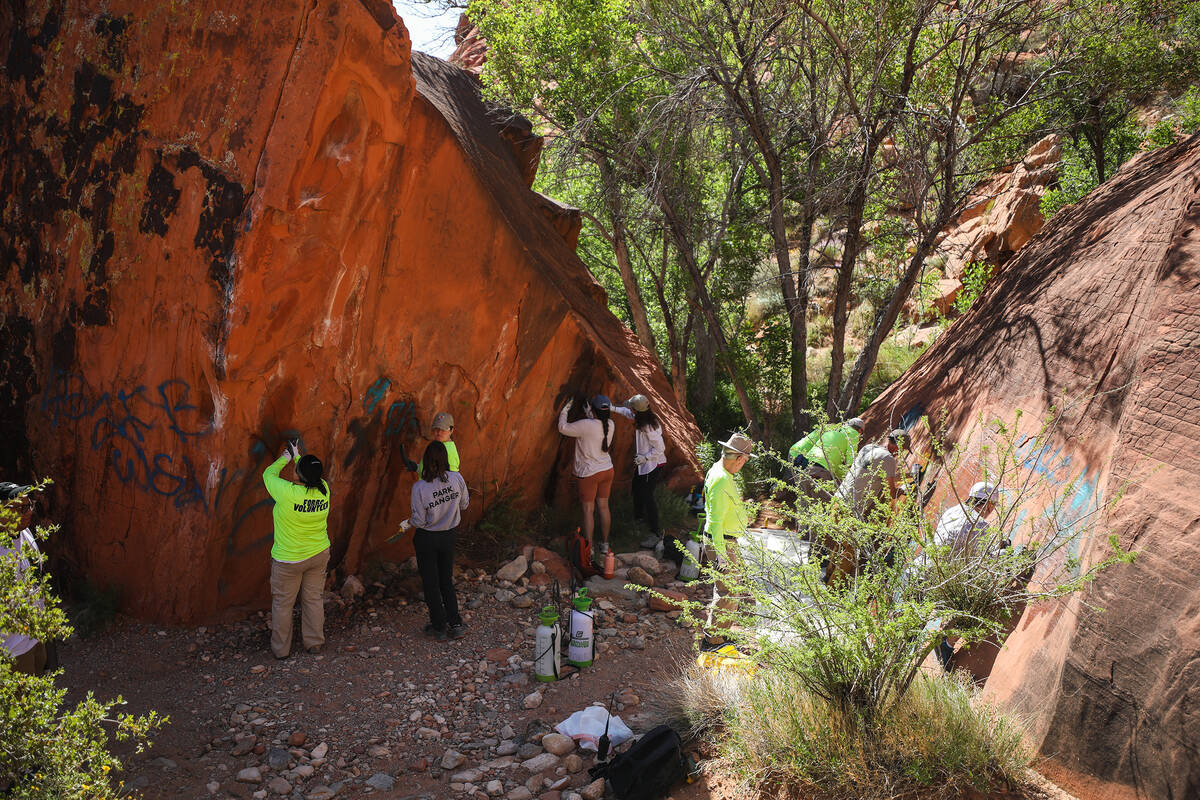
[{"x1": 696, "y1": 644, "x2": 756, "y2": 677}]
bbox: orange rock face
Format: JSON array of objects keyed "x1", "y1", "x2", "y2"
[
  {"x1": 0, "y1": 1, "x2": 699, "y2": 622},
  {"x1": 937, "y1": 134, "x2": 1061, "y2": 278},
  {"x1": 865, "y1": 137, "x2": 1200, "y2": 799}
]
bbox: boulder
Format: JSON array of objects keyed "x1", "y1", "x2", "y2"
[
  {"x1": 649, "y1": 589, "x2": 687, "y2": 612},
  {"x1": 865, "y1": 136, "x2": 1200, "y2": 800},
  {"x1": 937, "y1": 135, "x2": 1060, "y2": 280},
  {"x1": 496, "y1": 556, "x2": 528, "y2": 583},
  {"x1": 0, "y1": 1, "x2": 701, "y2": 621},
  {"x1": 626, "y1": 567, "x2": 655, "y2": 587}
]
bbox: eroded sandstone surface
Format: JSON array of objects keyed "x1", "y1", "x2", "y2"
[
  {"x1": 0, "y1": 0, "x2": 699, "y2": 622},
  {"x1": 866, "y1": 135, "x2": 1200, "y2": 799}
]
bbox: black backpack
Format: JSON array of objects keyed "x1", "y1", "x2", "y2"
[{"x1": 590, "y1": 725, "x2": 686, "y2": 800}]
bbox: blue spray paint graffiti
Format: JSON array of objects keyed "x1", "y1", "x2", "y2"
[
  {"x1": 1012, "y1": 436, "x2": 1103, "y2": 575},
  {"x1": 344, "y1": 376, "x2": 420, "y2": 467},
  {"x1": 41, "y1": 371, "x2": 213, "y2": 509}
]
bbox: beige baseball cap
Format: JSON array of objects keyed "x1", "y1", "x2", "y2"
[{"x1": 432, "y1": 412, "x2": 454, "y2": 430}]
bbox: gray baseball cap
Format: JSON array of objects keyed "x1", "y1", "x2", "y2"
[{"x1": 432, "y1": 412, "x2": 454, "y2": 430}]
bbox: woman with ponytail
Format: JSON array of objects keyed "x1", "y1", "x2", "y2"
[
  {"x1": 557, "y1": 393, "x2": 616, "y2": 562},
  {"x1": 613, "y1": 394, "x2": 668, "y2": 550},
  {"x1": 262, "y1": 438, "x2": 331, "y2": 659}
]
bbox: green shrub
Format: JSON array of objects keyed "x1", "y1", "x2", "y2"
[
  {"x1": 648, "y1": 408, "x2": 1134, "y2": 797},
  {"x1": 953, "y1": 261, "x2": 995, "y2": 315},
  {"x1": 1, "y1": 484, "x2": 165, "y2": 798}
]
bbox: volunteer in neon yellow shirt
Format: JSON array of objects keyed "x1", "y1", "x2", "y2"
[
  {"x1": 417, "y1": 411, "x2": 460, "y2": 477},
  {"x1": 263, "y1": 440, "x2": 331, "y2": 659},
  {"x1": 704, "y1": 433, "x2": 753, "y2": 559},
  {"x1": 789, "y1": 418, "x2": 863, "y2": 482},
  {"x1": 704, "y1": 432, "x2": 753, "y2": 632}
]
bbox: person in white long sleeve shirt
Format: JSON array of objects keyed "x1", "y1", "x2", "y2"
[
  {"x1": 558, "y1": 394, "x2": 616, "y2": 558},
  {"x1": 613, "y1": 394, "x2": 668, "y2": 549}
]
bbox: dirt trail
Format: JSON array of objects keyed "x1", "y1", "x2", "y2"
[{"x1": 61, "y1": 557, "x2": 728, "y2": 800}]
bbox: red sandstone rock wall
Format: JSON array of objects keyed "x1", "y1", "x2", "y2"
[
  {"x1": 0, "y1": 1, "x2": 700, "y2": 622},
  {"x1": 864, "y1": 136, "x2": 1200, "y2": 799}
]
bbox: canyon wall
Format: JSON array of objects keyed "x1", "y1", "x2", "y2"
[
  {"x1": 0, "y1": 0, "x2": 700, "y2": 622},
  {"x1": 866, "y1": 135, "x2": 1200, "y2": 799}
]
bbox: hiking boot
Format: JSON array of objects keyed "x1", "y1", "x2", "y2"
[
  {"x1": 448, "y1": 623, "x2": 468, "y2": 640},
  {"x1": 306, "y1": 645, "x2": 323, "y2": 655},
  {"x1": 424, "y1": 624, "x2": 448, "y2": 641}
]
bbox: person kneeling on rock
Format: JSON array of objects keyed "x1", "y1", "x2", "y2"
[{"x1": 409, "y1": 440, "x2": 470, "y2": 641}]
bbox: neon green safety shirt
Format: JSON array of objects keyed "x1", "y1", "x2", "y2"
[
  {"x1": 417, "y1": 440, "x2": 460, "y2": 479},
  {"x1": 263, "y1": 455, "x2": 331, "y2": 562},
  {"x1": 790, "y1": 425, "x2": 861, "y2": 482},
  {"x1": 704, "y1": 460, "x2": 749, "y2": 557}
]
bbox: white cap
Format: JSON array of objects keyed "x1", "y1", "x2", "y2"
[{"x1": 969, "y1": 481, "x2": 999, "y2": 502}]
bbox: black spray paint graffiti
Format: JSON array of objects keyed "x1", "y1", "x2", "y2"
[{"x1": 42, "y1": 370, "x2": 212, "y2": 509}]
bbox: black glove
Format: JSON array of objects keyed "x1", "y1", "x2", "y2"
[{"x1": 404, "y1": 457, "x2": 418, "y2": 473}]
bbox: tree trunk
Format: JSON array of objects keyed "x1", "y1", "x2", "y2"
[
  {"x1": 656, "y1": 192, "x2": 761, "y2": 434},
  {"x1": 826, "y1": 170, "x2": 869, "y2": 419},
  {"x1": 692, "y1": 307, "x2": 717, "y2": 418},
  {"x1": 598, "y1": 158, "x2": 658, "y2": 353},
  {"x1": 765, "y1": 160, "x2": 810, "y2": 438},
  {"x1": 838, "y1": 235, "x2": 936, "y2": 413}
]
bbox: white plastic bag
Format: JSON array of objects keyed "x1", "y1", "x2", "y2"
[{"x1": 554, "y1": 705, "x2": 634, "y2": 752}]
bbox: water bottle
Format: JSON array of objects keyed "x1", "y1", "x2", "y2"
[
  {"x1": 603, "y1": 549, "x2": 615, "y2": 579},
  {"x1": 678, "y1": 513, "x2": 705, "y2": 582},
  {"x1": 567, "y1": 588, "x2": 595, "y2": 668},
  {"x1": 534, "y1": 605, "x2": 560, "y2": 682}
]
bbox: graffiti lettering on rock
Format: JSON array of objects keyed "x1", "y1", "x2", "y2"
[{"x1": 42, "y1": 370, "x2": 213, "y2": 509}]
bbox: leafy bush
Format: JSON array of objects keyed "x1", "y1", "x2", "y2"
[
  {"x1": 1, "y1": 484, "x2": 165, "y2": 798},
  {"x1": 953, "y1": 261, "x2": 995, "y2": 315},
  {"x1": 648, "y1": 408, "x2": 1133, "y2": 797}
]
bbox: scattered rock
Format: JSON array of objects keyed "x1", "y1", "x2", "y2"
[
  {"x1": 496, "y1": 556, "x2": 528, "y2": 583},
  {"x1": 579, "y1": 778, "x2": 606, "y2": 800},
  {"x1": 441, "y1": 749, "x2": 466, "y2": 770},
  {"x1": 288, "y1": 731, "x2": 308, "y2": 747},
  {"x1": 523, "y1": 690, "x2": 543, "y2": 709},
  {"x1": 341, "y1": 574, "x2": 365, "y2": 600},
  {"x1": 649, "y1": 589, "x2": 687, "y2": 612},
  {"x1": 626, "y1": 567, "x2": 654, "y2": 587},
  {"x1": 506, "y1": 788, "x2": 534, "y2": 800},
  {"x1": 306, "y1": 787, "x2": 336, "y2": 800},
  {"x1": 267, "y1": 748, "x2": 290, "y2": 770},
  {"x1": 521, "y1": 752, "x2": 559, "y2": 773},
  {"x1": 310, "y1": 742, "x2": 329, "y2": 760},
  {"x1": 540, "y1": 733, "x2": 574, "y2": 756},
  {"x1": 268, "y1": 776, "x2": 292, "y2": 795},
  {"x1": 365, "y1": 773, "x2": 394, "y2": 791},
  {"x1": 563, "y1": 754, "x2": 584, "y2": 773},
  {"x1": 236, "y1": 767, "x2": 263, "y2": 784}
]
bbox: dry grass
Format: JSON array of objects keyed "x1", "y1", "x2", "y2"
[{"x1": 665, "y1": 664, "x2": 1033, "y2": 800}]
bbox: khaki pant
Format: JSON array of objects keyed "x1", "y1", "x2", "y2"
[
  {"x1": 11, "y1": 641, "x2": 47, "y2": 676},
  {"x1": 270, "y1": 548, "x2": 329, "y2": 658},
  {"x1": 707, "y1": 539, "x2": 741, "y2": 630}
]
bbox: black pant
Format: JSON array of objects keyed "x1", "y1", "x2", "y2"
[
  {"x1": 632, "y1": 465, "x2": 664, "y2": 536},
  {"x1": 413, "y1": 528, "x2": 461, "y2": 629}
]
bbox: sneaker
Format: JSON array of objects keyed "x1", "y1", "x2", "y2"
[
  {"x1": 306, "y1": 645, "x2": 323, "y2": 655},
  {"x1": 424, "y1": 624, "x2": 448, "y2": 640},
  {"x1": 597, "y1": 541, "x2": 610, "y2": 555},
  {"x1": 448, "y1": 623, "x2": 468, "y2": 639}
]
